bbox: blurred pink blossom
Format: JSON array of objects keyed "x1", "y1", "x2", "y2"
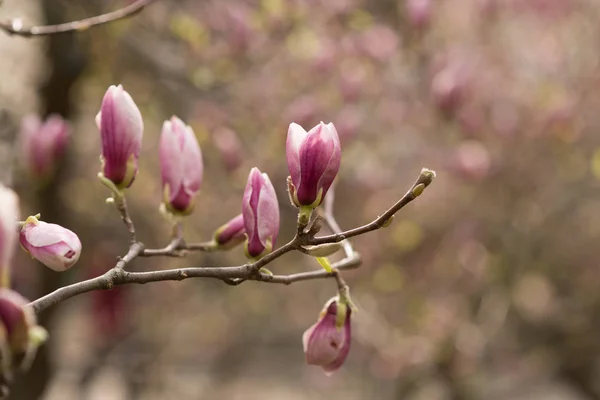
[
  {"x1": 19, "y1": 114, "x2": 70, "y2": 179},
  {"x1": 359, "y1": 25, "x2": 399, "y2": 62},
  {"x1": 212, "y1": 127, "x2": 244, "y2": 173},
  {"x1": 406, "y1": 0, "x2": 432, "y2": 29},
  {"x1": 453, "y1": 140, "x2": 491, "y2": 180}
]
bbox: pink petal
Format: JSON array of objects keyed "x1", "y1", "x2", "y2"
[
  {"x1": 296, "y1": 122, "x2": 335, "y2": 205},
  {"x1": 304, "y1": 313, "x2": 345, "y2": 366},
  {"x1": 316, "y1": 122, "x2": 341, "y2": 201},
  {"x1": 256, "y1": 173, "x2": 279, "y2": 248},
  {"x1": 180, "y1": 124, "x2": 203, "y2": 192},
  {"x1": 286, "y1": 123, "x2": 308, "y2": 186},
  {"x1": 0, "y1": 187, "x2": 19, "y2": 269},
  {"x1": 159, "y1": 118, "x2": 185, "y2": 199}
]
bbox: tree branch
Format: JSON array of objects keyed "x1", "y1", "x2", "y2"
[
  {"x1": 114, "y1": 196, "x2": 137, "y2": 246},
  {"x1": 255, "y1": 253, "x2": 361, "y2": 285},
  {"x1": 29, "y1": 264, "x2": 249, "y2": 313},
  {"x1": 310, "y1": 168, "x2": 435, "y2": 245},
  {"x1": 0, "y1": 0, "x2": 156, "y2": 37},
  {"x1": 27, "y1": 168, "x2": 435, "y2": 314},
  {"x1": 322, "y1": 180, "x2": 356, "y2": 259}
]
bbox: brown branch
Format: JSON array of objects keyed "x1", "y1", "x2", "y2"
[
  {"x1": 139, "y1": 223, "x2": 216, "y2": 257},
  {"x1": 115, "y1": 196, "x2": 137, "y2": 246},
  {"x1": 310, "y1": 168, "x2": 435, "y2": 245},
  {"x1": 28, "y1": 168, "x2": 435, "y2": 314},
  {"x1": 29, "y1": 264, "x2": 249, "y2": 313},
  {"x1": 0, "y1": 0, "x2": 155, "y2": 37},
  {"x1": 184, "y1": 241, "x2": 220, "y2": 252},
  {"x1": 28, "y1": 240, "x2": 301, "y2": 314},
  {"x1": 115, "y1": 242, "x2": 144, "y2": 268},
  {"x1": 256, "y1": 253, "x2": 361, "y2": 285},
  {"x1": 140, "y1": 237, "x2": 185, "y2": 257},
  {"x1": 29, "y1": 251, "x2": 362, "y2": 313},
  {"x1": 322, "y1": 180, "x2": 356, "y2": 259}
]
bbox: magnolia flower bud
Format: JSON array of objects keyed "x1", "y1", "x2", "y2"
[
  {"x1": 19, "y1": 114, "x2": 70, "y2": 179},
  {"x1": 212, "y1": 127, "x2": 243, "y2": 173},
  {"x1": 19, "y1": 216, "x2": 81, "y2": 271},
  {"x1": 96, "y1": 85, "x2": 143, "y2": 189},
  {"x1": 286, "y1": 122, "x2": 341, "y2": 209},
  {"x1": 0, "y1": 289, "x2": 36, "y2": 358},
  {"x1": 242, "y1": 168, "x2": 280, "y2": 259},
  {"x1": 431, "y1": 61, "x2": 469, "y2": 114},
  {"x1": 0, "y1": 186, "x2": 19, "y2": 276},
  {"x1": 406, "y1": 0, "x2": 431, "y2": 29},
  {"x1": 303, "y1": 297, "x2": 352, "y2": 375},
  {"x1": 159, "y1": 116, "x2": 204, "y2": 215},
  {"x1": 213, "y1": 214, "x2": 245, "y2": 249}
]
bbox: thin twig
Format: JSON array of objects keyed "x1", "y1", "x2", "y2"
[
  {"x1": 323, "y1": 181, "x2": 355, "y2": 258},
  {"x1": 321, "y1": 180, "x2": 357, "y2": 291},
  {"x1": 185, "y1": 241, "x2": 219, "y2": 251},
  {"x1": 256, "y1": 253, "x2": 361, "y2": 285},
  {"x1": 310, "y1": 168, "x2": 435, "y2": 245},
  {"x1": 115, "y1": 242, "x2": 144, "y2": 269},
  {"x1": 140, "y1": 223, "x2": 217, "y2": 256},
  {"x1": 115, "y1": 196, "x2": 137, "y2": 245},
  {"x1": 0, "y1": 0, "x2": 155, "y2": 37},
  {"x1": 140, "y1": 238, "x2": 184, "y2": 257},
  {"x1": 332, "y1": 269, "x2": 348, "y2": 291}
]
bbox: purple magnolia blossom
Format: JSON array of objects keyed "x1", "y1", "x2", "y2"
[
  {"x1": 302, "y1": 297, "x2": 352, "y2": 375},
  {"x1": 0, "y1": 288, "x2": 35, "y2": 356},
  {"x1": 19, "y1": 217, "x2": 82, "y2": 272},
  {"x1": 19, "y1": 114, "x2": 70, "y2": 179},
  {"x1": 96, "y1": 85, "x2": 143, "y2": 189},
  {"x1": 406, "y1": 0, "x2": 431, "y2": 29},
  {"x1": 159, "y1": 116, "x2": 203, "y2": 214},
  {"x1": 214, "y1": 214, "x2": 245, "y2": 249},
  {"x1": 0, "y1": 186, "x2": 19, "y2": 274},
  {"x1": 286, "y1": 122, "x2": 341, "y2": 208},
  {"x1": 242, "y1": 167, "x2": 279, "y2": 258}
]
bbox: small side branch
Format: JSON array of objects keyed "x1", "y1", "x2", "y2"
[
  {"x1": 114, "y1": 195, "x2": 137, "y2": 245},
  {"x1": 255, "y1": 253, "x2": 361, "y2": 285},
  {"x1": 0, "y1": 0, "x2": 156, "y2": 37},
  {"x1": 310, "y1": 168, "x2": 435, "y2": 245}
]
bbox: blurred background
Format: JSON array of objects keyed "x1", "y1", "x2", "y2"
[{"x1": 1, "y1": 0, "x2": 600, "y2": 399}]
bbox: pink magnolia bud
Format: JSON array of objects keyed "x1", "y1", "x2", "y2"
[
  {"x1": 431, "y1": 61, "x2": 469, "y2": 114},
  {"x1": 19, "y1": 114, "x2": 70, "y2": 179},
  {"x1": 0, "y1": 186, "x2": 19, "y2": 275},
  {"x1": 303, "y1": 297, "x2": 352, "y2": 375},
  {"x1": 96, "y1": 85, "x2": 143, "y2": 189},
  {"x1": 453, "y1": 140, "x2": 491, "y2": 180},
  {"x1": 19, "y1": 216, "x2": 82, "y2": 272},
  {"x1": 213, "y1": 214, "x2": 245, "y2": 249},
  {"x1": 212, "y1": 127, "x2": 243, "y2": 173},
  {"x1": 406, "y1": 0, "x2": 432, "y2": 29},
  {"x1": 242, "y1": 168, "x2": 279, "y2": 259},
  {"x1": 286, "y1": 122, "x2": 341, "y2": 208},
  {"x1": 159, "y1": 116, "x2": 204, "y2": 215},
  {"x1": 0, "y1": 289, "x2": 37, "y2": 359}
]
